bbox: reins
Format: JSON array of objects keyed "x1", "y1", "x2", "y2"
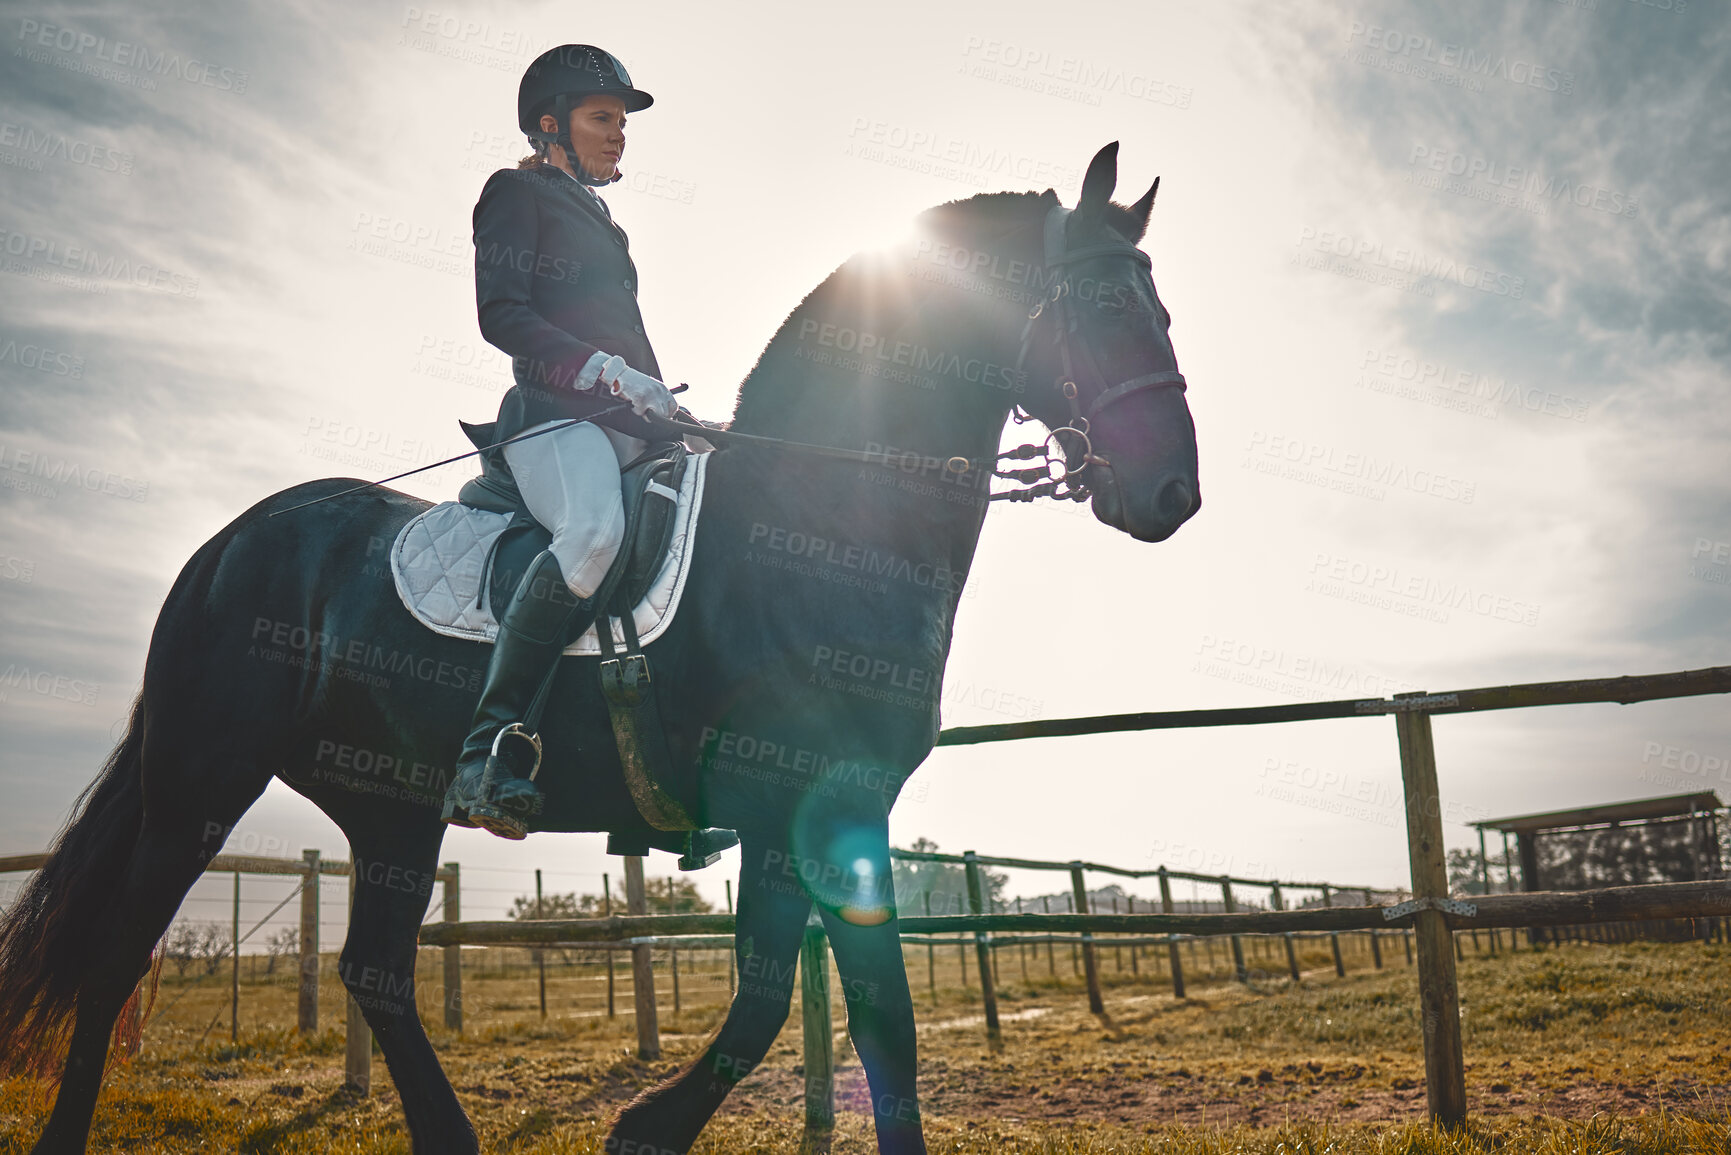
[{"x1": 665, "y1": 202, "x2": 1186, "y2": 505}]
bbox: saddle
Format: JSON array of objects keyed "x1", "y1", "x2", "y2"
[{"x1": 458, "y1": 420, "x2": 698, "y2": 831}]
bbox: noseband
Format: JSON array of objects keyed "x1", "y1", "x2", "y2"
[{"x1": 992, "y1": 203, "x2": 1188, "y2": 504}]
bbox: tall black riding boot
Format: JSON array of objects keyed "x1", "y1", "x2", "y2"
[{"x1": 443, "y1": 549, "x2": 597, "y2": 840}]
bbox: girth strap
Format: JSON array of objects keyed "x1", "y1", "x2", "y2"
[{"x1": 596, "y1": 612, "x2": 696, "y2": 831}]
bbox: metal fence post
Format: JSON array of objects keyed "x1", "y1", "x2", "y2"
[
  {"x1": 441, "y1": 863, "x2": 462, "y2": 1032},
  {"x1": 1069, "y1": 862, "x2": 1104, "y2": 1014},
  {"x1": 725, "y1": 879, "x2": 736, "y2": 994},
  {"x1": 231, "y1": 871, "x2": 241, "y2": 1042},
  {"x1": 1395, "y1": 700, "x2": 1467, "y2": 1126},
  {"x1": 624, "y1": 855, "x2": 659, "y2": 1059},
  {"x1": 800, "y1": 918, "x2": 835, "y2": 1135},
  {"x1": 603, "y1": 873, "x2": 616, "y2": 1018},
  {"x1": 535, "y1": 869, "x2": 547, "y2": 1019},
  {"x1": 963, "y1": 852, "x2": 1001, "y2": 1044},
  {"x1": 1158, "y1": 867, "x2": 1185, "y2": 998},
  {"x1": 298, "y1": 850, "x2": 320, "y2": 1033}
]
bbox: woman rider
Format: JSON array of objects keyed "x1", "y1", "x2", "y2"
[{"x1": 442, "y1": 44, "x2": 734, "y2": 867}]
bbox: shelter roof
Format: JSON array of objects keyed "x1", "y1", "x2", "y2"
[{"x1": 1473, "y1": 791, "x2": 1722, "y2": 835}]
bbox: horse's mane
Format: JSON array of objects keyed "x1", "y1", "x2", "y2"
[{"x1": 729, "y1": 189, "x2": 1151, "y2": 426}]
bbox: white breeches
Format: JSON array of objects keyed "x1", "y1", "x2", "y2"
[{"x1": 502, "y1": 419, "x2": 647, "y2": 599}]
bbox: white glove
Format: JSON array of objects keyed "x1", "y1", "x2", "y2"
[{"x1": 596, "y1": 354, "x2": 676, "y2": 420}]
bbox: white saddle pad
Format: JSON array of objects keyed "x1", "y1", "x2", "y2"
[{"x1": 390, "y1": 451, "x2": 709, "y2": 656}]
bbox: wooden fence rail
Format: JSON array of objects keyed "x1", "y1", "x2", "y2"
[
  {"x1": 7, "y1": 663, "x2": 1728, "y2": 1132},
  {"x1": 419, "y1": 662, "x2": 1731, "y2": 1130},
  {"x1": 419, "y1": 877, "x2": 1731, "y2": 1131}
]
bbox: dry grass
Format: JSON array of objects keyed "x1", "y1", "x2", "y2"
[{"x1": 3, "y1": 936, "x2": 1729, "y2": 1153}]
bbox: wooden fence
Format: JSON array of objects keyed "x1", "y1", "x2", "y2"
[
  {"x1": 419, "y1": 663, "x2": 1731, "y2": 1131},
  {"x1": 4, "y1": 664, "x2": 1727, "y2": 1130},
  {"x1": 0, "y1": 848, "x2": 461, "y2": 1095}
]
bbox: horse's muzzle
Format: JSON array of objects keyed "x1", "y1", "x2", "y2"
[{"x1": 1092, "y1": 466, "x2": 1199, "y2": 543}]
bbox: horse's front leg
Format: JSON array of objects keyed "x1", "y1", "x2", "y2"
[
  {"x1": 608, "y1": 833, "x2": 812, "y2": 1153},
  {"x1": 815, "y1": 835, "x2": 927, "y2": 1155}
]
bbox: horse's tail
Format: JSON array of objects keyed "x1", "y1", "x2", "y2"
[{"x1": 0, "y1": 692, "x2": 153, "y2": 1079}]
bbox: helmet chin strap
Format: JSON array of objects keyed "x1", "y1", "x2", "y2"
[{"x1": 526, "y1": 93, "x2": 623, "y2": 187}]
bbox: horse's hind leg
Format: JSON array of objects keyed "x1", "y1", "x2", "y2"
[
  {"x1": 31, "y1": 761, "x2": 272, "y2": 1155},
  {"x1": 334, "y1": 809, "x2": 477, "y2": 1155},
  {"x1": 608, "y1": 833, "x2": 812, "y2": 1154}
]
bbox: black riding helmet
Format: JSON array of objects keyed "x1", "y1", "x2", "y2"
[{"x1": 518, "y1": 44, "x2": 653, "y2": 186}]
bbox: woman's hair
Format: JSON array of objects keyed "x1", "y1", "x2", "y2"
[{"x1": 516, "y1": 142, "x2": 549, "y2": 170}]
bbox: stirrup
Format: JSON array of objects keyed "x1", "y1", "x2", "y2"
[{"x1": 487, "y1": 722, "x2": 544, "y2": 783}]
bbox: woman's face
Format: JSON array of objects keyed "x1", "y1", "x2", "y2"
[{"x1": 540, "y1": 93, "x2": 627, "y2": 181}]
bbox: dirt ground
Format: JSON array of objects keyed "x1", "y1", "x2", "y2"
[{"x1": 4, "y1": 937, "x2": 1730, "y2": 1153}]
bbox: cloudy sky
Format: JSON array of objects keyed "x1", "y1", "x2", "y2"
[{"x1": 1, "y1": 0, "x2": 1726, "y2": 942}]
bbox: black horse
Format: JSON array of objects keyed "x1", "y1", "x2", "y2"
[{"x1": 0, "y1": 142, "x2": 1199, "y2": 1154}]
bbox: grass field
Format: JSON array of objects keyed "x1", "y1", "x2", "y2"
[{"x1": 3, "y1": 934, "x2": 1729, "y2": 1153}]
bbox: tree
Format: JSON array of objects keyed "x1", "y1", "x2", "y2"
[
  {"x1": 1446, "y1": 847, "x2": 1489, "y2": 895},
  {"x1": 507, "y1": 891, "x2": 591, "y2": 919},
  {"x1": 264, "y1": 926, "x2": 298, "y2": 975},
  {"x1": 162, "y1": 921, "x2": 201, "y2": 977},
  {"x1": 160, "y1": 921, "x2": 233, "y2": 976},
  {"x1": 507, "y1": 877, "x2": 713, "y2": 920},
  {"x1": 891, "y1": 837, "x2": 1007, "y2": 917}
]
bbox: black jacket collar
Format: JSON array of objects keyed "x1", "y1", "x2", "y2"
[{"x1": 537, "y1": 164, "x2": 625, "y2": 240}]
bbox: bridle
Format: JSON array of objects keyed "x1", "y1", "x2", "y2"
[
  {"x1": 651, "y1": 201, "x2": 1186, "y2": 504},
  {"x1": 992, "y1": 202, "x2": 1188, "y2": 504}
]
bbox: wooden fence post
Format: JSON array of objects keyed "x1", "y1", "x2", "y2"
[
  {"x1": 441, "y1": 862, "x2": 462, "y2": 1032},
  {"x1": 1395, "y1": 701, "x2": 1468, "y2": 1127},
  {"x1": 725, "y1": 880, "x2": 736, "y2": 994},
  {"x1": 1069, "y1": 863, "x2": 1104, "y2": 1014},
  {"x1": 1370, "y1": 925, "x2": 1384, "y2": 969},
  {"x1": 624, "y1": 855, "x2": 659, "y2": 1060},
  {"x1": 1270, "y1": 882, "x2": 1301, "y2": 983},
  {"x1": 1221, "y1": 878, "x2": 1247, "y2": 982},
  {"x1": 1158, "y1": 867, "x2": 1185, "y2": 998},
  {"x1": 988, "y1": 896, "x2": 1001, "y2": 986},
  {"x1": 345, "y1": 871, "x2": 371, "y2": 1094},
  {"x1": 1042, "y1": 895, "x2": 1055, "y2": 976},
  {"x1": 668, "y1": 877, "x2": 681, "y2": 1017},
  {"x1": 1016, "y1": 897, "x2": 1030, "y2": 984},
  {"x1": 963, "y1": 852, "x2": 1002, "y2": 1044},
  {"x1": 1126, "y1": 896, "x2": 1138, "y2": 976},
  {"x1": 299, "y1": 850, "x2": 319, "y2": 1033},
  {"x1": 801, "y1": 919, "x2": 835, "y2": 1135},
  {"x1": 1323, "y1": 885, "x2": 1346, "y2": 976},
  {"x1": 923, "y1": 891, "x2": 937, "y2": 1003}
]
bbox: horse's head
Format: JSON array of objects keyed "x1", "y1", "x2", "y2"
[{"x1": 1014, "y1": 143, "x2": 1200, "y2": 543}]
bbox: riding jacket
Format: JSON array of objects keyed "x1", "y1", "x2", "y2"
[{"x1": 472, "y1": 163, "x2": 664, "y2": 445}]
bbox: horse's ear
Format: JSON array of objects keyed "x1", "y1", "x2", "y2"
[
  {"x1": 1072, "y1": 142, "x2": 1120, "y2": 234},
  {"x1": 1122, "y1": 176, "x2": 1160, "y2": 242}
]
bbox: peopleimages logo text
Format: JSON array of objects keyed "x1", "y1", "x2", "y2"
[
  {"x1": 15, "y1": 20, "x2": 249, "y2": 92},
  {"x1": 1344, "y1": 22, "x2": 1574, "y2": 95}
]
